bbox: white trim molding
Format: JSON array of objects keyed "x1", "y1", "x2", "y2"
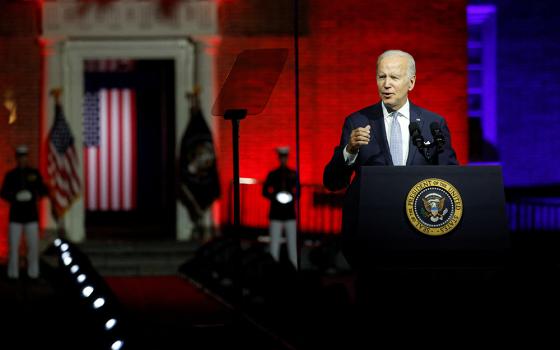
[{"x1": 43, "y1": 0, "x2": 217, "y2": 38}]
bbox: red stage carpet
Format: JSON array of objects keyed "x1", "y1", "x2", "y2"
[
  {"x1": 105, "y1": 276, "x2": 229, "y2": 320},
  {"x1": 104, "y1": 275, "x2": 293, "y2": 349}
]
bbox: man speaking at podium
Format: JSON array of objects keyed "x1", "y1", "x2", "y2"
[{"x1": 323, "y1": 50, "x2": 458, "y2": 268}]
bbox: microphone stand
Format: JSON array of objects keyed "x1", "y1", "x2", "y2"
[
  {"x1": 415, "y1": 140, "x2": 445, "y2": 164},
  {"x1": 410, "y1": 123, "x2": 445, "y2": 164}
]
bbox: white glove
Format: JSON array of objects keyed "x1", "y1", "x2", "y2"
[{"x1": 16, "y1": 190, "x2": 32, "y2": 202}]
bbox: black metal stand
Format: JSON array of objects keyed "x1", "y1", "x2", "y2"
[
  {"x1": 419, "y1": 142, "x2": 445, "y2": 165},
  {"x1": 224, "y1": 109, "x2": 247, "y2": 230}
]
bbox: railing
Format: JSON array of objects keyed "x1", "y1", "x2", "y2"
[
  {"x1": 507, "y1": 199, "x2": 560, "y2": 232},
  {"x1": 505, "y1": 186, "x2": 560, "y2": 232},
  {"x1": 228, "y1": 180, "x2": 344, "y2": 235}
]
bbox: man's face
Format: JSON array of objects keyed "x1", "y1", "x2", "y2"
[
  {"x1": 376, "y1": 56, "x2": 416, "y2": 111},
  {"x1": 279, "y1": 154, "x2": 288, "y2": 166}
]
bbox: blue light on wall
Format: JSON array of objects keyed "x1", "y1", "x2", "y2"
[{"x1": 467, "y1": 4, "x2": 498, "y2": 163}]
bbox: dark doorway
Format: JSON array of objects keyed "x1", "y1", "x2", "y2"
[{"x1": 83, "y1": 59, "x2": 176, "y2": 239}]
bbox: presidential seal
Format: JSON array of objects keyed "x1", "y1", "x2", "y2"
[{"x1": 405, "y1": 178, "x2": 463, "y2": 236}]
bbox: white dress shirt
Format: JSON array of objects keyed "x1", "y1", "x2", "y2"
[{"x1": 343, "y1": 100, "x2": 411, "y2": 165}]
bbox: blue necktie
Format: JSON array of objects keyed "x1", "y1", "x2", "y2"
[{"x1": 389, "y1": 111, "x2": 404, "y2": 166}]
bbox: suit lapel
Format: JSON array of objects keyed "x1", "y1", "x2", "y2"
[{"x1": 406, "y1": 103, "x2": 424, "y2": 165}]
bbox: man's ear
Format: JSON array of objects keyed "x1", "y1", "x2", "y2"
[{"x1": 409, "y1": 75, "x2": 416, "y2": 91}]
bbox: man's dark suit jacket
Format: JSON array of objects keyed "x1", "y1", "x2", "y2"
[{"x1": 323, "y1": 101, "x2": 458, "y2": 268}]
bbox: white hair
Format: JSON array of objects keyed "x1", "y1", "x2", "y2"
[{"x1": 377, "y1": 50, "x2": 416, "y2": 79}]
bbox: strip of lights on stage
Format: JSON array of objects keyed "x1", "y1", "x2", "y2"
[{"x1": 54, "y1": 238, "x2": 127, "y2": 349}]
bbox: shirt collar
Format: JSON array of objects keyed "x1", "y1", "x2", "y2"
[{"x1": 382, "y1": 99, "x2": 410, "y2": 120}]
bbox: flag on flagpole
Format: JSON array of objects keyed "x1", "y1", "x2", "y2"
[
  {"x1": 47, "y1": 103, "x2": 81, "y2": 219},
  {"x1": 179, "y1": 95, "x2": 220, "y2": 221}
]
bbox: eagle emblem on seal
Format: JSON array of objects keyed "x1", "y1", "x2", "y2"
[{"x1": 422, "y1": 193, "x2": 449, "y2": 222}]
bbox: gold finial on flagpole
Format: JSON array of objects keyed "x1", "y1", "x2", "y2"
[
  {"x1": 50, "y1": 88, "x2": 62, "y2": 105},
  {"x1": 186, "y1": 85, "x2": 201, "y2": 108},
  {"x1": 3, "y1": 89, "x2": 17, "y2": 125}
]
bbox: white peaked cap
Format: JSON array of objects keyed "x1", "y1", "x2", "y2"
[
  {"x1": 276, "y1": 146, "x2": 290, "y2": 155},
  {"x1": 15, "y1": 144, "x2": 29, "y2": 155}
]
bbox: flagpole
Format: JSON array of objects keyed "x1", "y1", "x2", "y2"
[
  {"x1": 49, "y1": 88, "x2": 65, "y2": 238},
  {"x1": 182, "y1": 90, "x2": 222, "y2": 241}
]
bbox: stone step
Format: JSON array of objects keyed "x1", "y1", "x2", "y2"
[
  {"x1": 85, "y1": 255, "x2": 188, "y2": 267},
  {"x1": 78, "y1": 240, "x2": 199, "y2": 254},
  {"x1": 76, "y1": 239, "x2": 199, "y2": 277},
  {"x1": 92, "y1": 262, "x2": 186, "y2": 277}
]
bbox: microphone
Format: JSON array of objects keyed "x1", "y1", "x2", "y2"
[
  {"x1": 409, "y1": 122, "x2": 425, "y2": 149},
  {"x1": 430, "y1": 122, "x2": 446, "y2": 148}
]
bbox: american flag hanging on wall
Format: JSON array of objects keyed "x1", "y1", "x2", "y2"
[{"x1": 83, "y1": 88, "x2": 137, "y2": 211}]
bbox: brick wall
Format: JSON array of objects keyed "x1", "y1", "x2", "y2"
[
  {"x1": 215, "y1": 0, "x2": 468, "y2": 227},
  {"x1": 0, "y1": 2, "x2": 42, "y2": 259},
  {"x1": 0, "y1": 0, "x2": 471, "y2": 240}
]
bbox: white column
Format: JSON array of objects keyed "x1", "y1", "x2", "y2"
[{"x1": 62, "y1": 44, "x2": 86, "y2": 243}]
